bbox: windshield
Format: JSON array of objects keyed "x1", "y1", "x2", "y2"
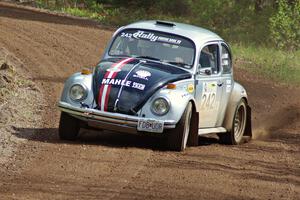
[{"x1": 109, "y1": 29, "x2": 195, "y2": 68}]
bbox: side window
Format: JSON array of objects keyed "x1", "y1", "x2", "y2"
[
  {"x1": 199, "y1": 44, "x2": 219, "y2": 75},
  {"x1": 221, "y1": 44, "x2": 232, "y2": 74}
]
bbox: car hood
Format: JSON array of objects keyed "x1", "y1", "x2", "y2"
[{"x1": 93, "y1": 57, "x2": 192, "y2": 115}]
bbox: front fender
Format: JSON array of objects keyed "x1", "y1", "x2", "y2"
[
  {"x1": 140, "y1": 79, "x2": 197, "y2": 124},
  {"x1": 60, "y1": 72, "x2": 95, "y2": 107}
]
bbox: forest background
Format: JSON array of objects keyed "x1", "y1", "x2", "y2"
[{"x1": 33, "y1": 0, "x2": 300, "y2": 84}]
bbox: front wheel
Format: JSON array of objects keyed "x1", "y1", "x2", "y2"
[
  {"x1": 167, "y1": 102, "x2": 192, "y2": 151},
  {"x1": 219, "y1": 99, "x2": 247, "y2": 145},
  {"x1": 59, "y1": 112, "x2": 80, "y2": 140}
]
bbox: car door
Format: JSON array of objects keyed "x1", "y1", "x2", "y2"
[
  {"x1": 195, "y1": 42, "x2": 225, "y2": 128},
  {"x1": 215, "y1": 42, "x2": 234, "y2": 126}
]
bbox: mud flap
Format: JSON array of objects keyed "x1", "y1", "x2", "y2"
[
  {"x1": 244, "y1": 105, "x2": 252, "y2": 140},
  {"x1": 187, "y1": 111, "x2": 199, "y2": 146}
]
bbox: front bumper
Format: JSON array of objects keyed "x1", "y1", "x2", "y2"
[{"x1": 58, "y1": 101, "x2": 176, "y2": 134}]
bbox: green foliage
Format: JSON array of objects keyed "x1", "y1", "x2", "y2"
[
  {"x1": 155, "y1": 0, "x2": 191, "y2": 16},
  {"x1": 269, "y1": 0, "x2": 300, "y2": 51},
  {"x1": 32, "y1": 0, "x2": 300, "y2": 85},
  {"x1": 33, "y1": 0, "x2": 275, "y2": 45},
  {"x1": 233, "y1": 44, "x2": 300, "y2": 84},
  {"x1": 61, "y1": 7, "x2": 102, "y2": 20}
]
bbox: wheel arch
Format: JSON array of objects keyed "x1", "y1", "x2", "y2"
[
  {"x1": 187, "y1": 99, "x2": 199, "y2": 146},
  {"x1": 222, "y1": 82, "x2": 250, "y2": 134},
  {"x1": 60, "y1": 72, "x2": 94, "y2": 107}
]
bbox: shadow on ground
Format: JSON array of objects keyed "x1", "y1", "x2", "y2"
[{"x1": 11, "y1": 126, "x2": 221, "y2": 151}]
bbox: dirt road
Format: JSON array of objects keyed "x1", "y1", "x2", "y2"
[{"x1": 0, "y1": 3, "x2": 299, "y2": 200}]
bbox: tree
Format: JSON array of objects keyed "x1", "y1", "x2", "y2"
[{"x1": 269, "y1": 0, "x2": 300, "y2": 50}]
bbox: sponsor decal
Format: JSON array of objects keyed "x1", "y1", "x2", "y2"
[
  {"x1": 107, "y1": 68, "x2": 121, "y2": 72},
  {"x1": 101, "y1": 78, "x2": 131, "y2": 86},
  {"x1": 187, "y1": 84, "x2": 194, "y2": 93},
  {"x1": 101, "y1": 78, "x2": 145, "y2": 91},
  {"x1": 226, "y1": 85, "x2": 231, "y2": 93},
  {"x1": 132, "y1": 82, "x2": 145, "y2": 90},
  {"x1": 226, "y1": 79, "x2": 232, "y2": 85},
  {"x1": 201, "y1": 81, "x2": 218, "y2": 110},
  {"x1": 121, "y1": 30, "x2": 182, "y2": 45},
  {"x1": 203, "y1": 82, "x2": 217, "y2": 93},
  {"x1": 181, "y1": 93, "x2": 190, "y2": 98},
  {"x1": 98, "y1": 57, "x2": 134, "y2": 111},
  {"x1": 133, "y1": 70, "x2": 151, "y2": 80},
  {"x1": 225, "y1": 79, "x2": 232, "y2": 93}
]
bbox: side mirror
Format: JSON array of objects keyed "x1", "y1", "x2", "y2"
[{"x1": 199, "y1": 67, "x2": 212, "y2": 75}]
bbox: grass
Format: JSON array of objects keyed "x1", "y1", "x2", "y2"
[
  {"x1": 232, "y1": 44, "x2": 300, "y2": 85},
  {"x1": 61, "y1": 7, "x2": 107, "y2": 22}
]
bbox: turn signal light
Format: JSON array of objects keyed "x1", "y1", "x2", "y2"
[
  {"x1": 166, "y1": 83, "x2": 176, "y2": 89},
  {"x1": 81, "y1": 68, "x2": 92, "y2": 75}
]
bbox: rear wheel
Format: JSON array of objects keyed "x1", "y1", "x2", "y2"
[
  {"x1": 59, "y1": 112, "x2": 80, "y2": 140},
  {"x1": 219, "y1": 99, "x2": 247, "y2": 145},
  {"x1": 167, "y1": 102, "x2": 192, "y2": 151}
]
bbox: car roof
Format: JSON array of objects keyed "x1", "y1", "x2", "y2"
[{"x1": 123, "y1": 20, "x2": 223, "y2": 46}]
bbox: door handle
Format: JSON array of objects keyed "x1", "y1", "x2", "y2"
[{"x1": 217, "y1": 81, "x2": 223, "y2": 87}]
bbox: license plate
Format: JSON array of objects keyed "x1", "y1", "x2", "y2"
[{"x1": 137, "y1": 119, "x2": 164, "y2": 133}]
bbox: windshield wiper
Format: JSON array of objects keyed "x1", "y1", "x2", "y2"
[
  {"x1": 165, "y1": 61, "x2": 190, "y2": 68},
  {"x1": 135, "y1": 56, "x2": 160, "y2": 61}
]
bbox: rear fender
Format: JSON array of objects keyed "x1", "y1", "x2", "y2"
[{"x1": 222, "y1": 82, "x2": 248, "y2": 132}]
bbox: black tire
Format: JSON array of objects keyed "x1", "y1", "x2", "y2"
[
  {"x1": 219, "y1": 99, "x2": 247, "y2": 145},
  {"x1": 167, "y1": 102, "x2": 192, "y2": 151},
  {"x1": 58, "y1": 112, "x2": 80, "y2": 140}
]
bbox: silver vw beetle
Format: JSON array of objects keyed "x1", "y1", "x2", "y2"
[{"x1": 58, "y1": 20, "x2": 252, "y2": 151}]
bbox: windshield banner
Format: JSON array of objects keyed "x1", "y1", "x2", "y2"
[{"x1": 121, "y1": 30, "x2": 182, "y2": 45}]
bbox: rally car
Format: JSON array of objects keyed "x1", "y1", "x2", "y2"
[{"x1": 58, "y1": 20, "x2": 252, "y2": 151}]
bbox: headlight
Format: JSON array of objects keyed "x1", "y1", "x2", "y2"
[
  {"x1": 151, "y1": 97, "x2": 170, "y2": 116},
  {"x1": 69, "y1": 84, "x2": 87, "y2": 101}
]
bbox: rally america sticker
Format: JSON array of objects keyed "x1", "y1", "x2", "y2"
[{"x1": 121, "y1": 30, "x2": 182, "y2": 45}]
